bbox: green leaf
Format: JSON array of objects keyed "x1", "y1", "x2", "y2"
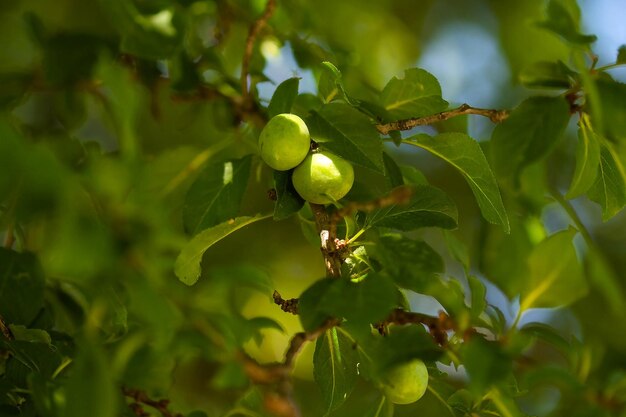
[
  {"x1": 64, "y1": 339, "x2": 117, "y2": 417},
  {"x1": 313, "y1": 328, "x2": 359, "y2": 413},
  {"x1": 174, "y1": 214, "x2": 271, "y2": 285},
  {"x1": 587, "y1": 140, "x2": 626, "y2": 220},
  {"x1": 536, "y1": 0, "x2": 597, "y2": 45},
  {"x1": 372, "y1": 234, "x2": 444, "y2": 293},
  {"x1": 273, "y1": 170, "x2": 304, "y2": 220},
  {"x1": 618, "y1": 45, "x2": 626, "y2": 64},
  {"x1": 366, "y1": 185, "x2": 458, "y2": 231},
  {"x1": 491, "y1": 96, "x2": 570, "y2": 180},
  {"x1": 519, "y1": 60, "x2": 577, "y2": 89},
  {"x1": 307, "y1": 103, "x2": 384, "y2": 172},
  {"x1": 593, "y1": 78, "x2": 626, "y2": 142},
  {"x1": 520, "y1": 228, "x2": 587, "y2": 310},
  {"x1": 0, "y1": 249, "x2": 45, "y2": 326},
  {"x1": 379, "y1": 68, "x2": 448, "y2": 121},
  {"x1": 299, "y1": 273, "x2": 397, "y2": 331},
  {"x1": 8, "y1": 326, "x2": 51, "y2": 345},
  {"x1": 566, "y1": 125, "x2": 601, "y2": 199},
  {"x1": 374, "y1": 326, "x2": 442, "y2": 374},
  {"x1": 318, "y1": 61, "x2": 353, "y2": 104},
  {"x1": 585, "y1": 247, "x2": 624, "y2": 316},
  {"x1": 405, "y1": 133, "x2": 510, "y2": 232},
  {"x1": 468, "y1": 275, "x2": 487, "y2": 321},
  {"x1": 183, "y1": 156, "x2": 252, "y2": 234},
  {"x1": 462, "y1": 338, "x2": 512, "y2": 394},
  {"x1": 268, "y1": 77, "x2": 300, "y2": 118}
]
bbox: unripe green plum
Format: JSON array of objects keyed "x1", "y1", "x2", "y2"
[
  {"x1": 259, "y1": 113, "x2": 310, "y2": 171},
  {"x1": 291, "y1": 151, "x2": 354, "y2": 204},
  {"x1": 381, "y1": 359, "x2": 428, "y2": 405}
]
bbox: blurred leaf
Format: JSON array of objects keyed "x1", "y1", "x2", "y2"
[
  {"x1": 313, "y1": 328, "x2": 359, "y2": 413},
  {"x1": 372, "y1": 233, "x2": 444, "y2": 293},
  {"x1": 8, "y1": 326, "x2": 51, "y2": 345},
  {"x1": 463, "y1": 338, "x2": 512, "y2": 394},
  {"x1": 174, "y1": 214, "x2": 271, "y2": 285},
  {"x1": 379, "y1": 68, "x2": 448, "y2": 121},
  {"x1": 307, "y1": 103, "x2": 384, "y2": 172},
  {"x1": 273, "y1": 170, "x2": 304, "y2": 220},
  {"x1": 444, "y1": 231, "x2": 470, "y2": 273},
  {"x1": 537, "y1": 0, "x2": 597, "y2": 45},
  {"x1": 520, "y1": 228, "x2": 587, "y2": 310},
  {"x1": 43, "y1": 34, "x2": 104, "y2": 86},
  {"x1": 566, "y1": 125, "x2": 601, "y2": 199},
  {"x1": 468, "y1": 275, "x2": 487, "y2": 321},
  {"x1": 491, "y1": 96, "x2": 570, "y2": 181},
  {"x1": 268, "y1": 77, "x2": 300, "y2": 118},
  {"x1": 585, "y1": 246, "x2": 624, "y2": 316},
  {"x1": 2, "y1": 340, "x2": 62, "y2": 387},
  {"x1": 183, "y1": 155, "x2": 252, "y2": 234},
  {"x1": 382, "y1": 152, "x2": 404, "y2": 188},
  {"x1": 0, "y1": 72, "x2": 31, "y2": 110},
  {"x1": 587, "y1": 140, "x2": 626, "y2": 220},
  {"x1": 405, "y1": 133, "x2": 509, "y2": 232},
  {"x1": 0, "y1": 249, "x2": 45, "y2": 326},
  {"x1": 519, "y1": 60, "x2": 577, "y2": 89},
  {"x1": 64, "y1": 339, "x2": 117, "y2": 417},
  {"x1": 366, "y1": 185, "x2": 457, "y2": 231},
  {"x1": 593, "y1": 78, "x2": 626, "y2": 142},
  {"x1": 519, "y1": 322, "x2": 571, "y2": 355},
  {"x1": 618, "y1": 45, "x2": 626, "y2": 64},
  {"x1": 399, "y1": 165, "x2": 428, "y2": 186}
]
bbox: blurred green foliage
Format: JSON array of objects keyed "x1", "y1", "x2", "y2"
[{"x1": 1, "y1": 0, "x2": 626, "y2": 417}]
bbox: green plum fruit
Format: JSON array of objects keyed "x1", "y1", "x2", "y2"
[
  {"x1": 291, "y1": 151, "x2": 354, "y2": 204},
  {"x1": 258, "y1": 113, "x2": 310, "y2": 171},
  {"x1": 381, "y1": 359, "x2": 428, "y2": 405}
]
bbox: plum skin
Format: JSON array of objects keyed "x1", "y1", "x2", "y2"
[
  {"x1": 291, "y1": 151, "x2": 354, "y2": 205},
  {"x1": 381, "y1": 359, "x2": 429, "y2": 405},
  {"x1": 258, "y1": 113, "x2": 310, "y2": 171}
]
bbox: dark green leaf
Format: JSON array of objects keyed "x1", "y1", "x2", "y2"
[
  {"x1": 8, "y1": 326, "x2": 51, "y2": 345},
  {"x1": 64, "y1": 339, "x2": 117, "y2": 417},
  {"x1": 307, "y1": 103, "x2": 384, "y2": 172},
  {"x1": 566, "y1": 125, "x2": 601, "y2": 199},
  {"x1": 520, "y1": 228, "x2": 587, "y2": 310},
  {"x1": 491, "y1": 96, "x2": 570, "y2": 180},
  {"x1": 313, "y1": 328, "x2": 359, "y2": 413},
  {"x1": 0, "y1": 249, "x2": 45, "y2": 326},
  {"x1": 43, "y1": 34, "x2": 104, "y2": 86},
  {"x1": 405, "y1": 133, "x2": 509, "y2": 232},
  {"x1": 183, "y1": 156, "x2": 252, "y2": 234},
  {"x1": 519, "y1": 60, "x2": 577, "y2": 89},
  {"x1": 273, "y1": 170, "x2": 305, "y2": 220},
  {"x1": 617, "y1": 45, "x2": 626, "y2": 64},
  {"x1": 587, "y1": 141, "x2": 626, "y2": 220},
  {"x1": 0, "y1": 73, "x2": 31, "y2": 110},
  {"x1": 379, "y1": 68, "x2": 448, "y2": 121},
  {"x1": 374, "y1": 326, "x2": 442, "y2": 375},
  {"x1": 268, "y1": 77, "x2": 300, "y2": 118},
  {"x1": 382, "y1": 153, "x2": 404, "y2": 188},
  {"x1": 372, "y1": 234, "x2": 444, "y2": 293},
  {"x1": 366, "y1": 185, "x2": 458, "y2": 231},
  {"x1": 174, "y1": 214, "x2": 272, "y2": 285},
  {"x1": 536, "y1": 0, "x2": 597, "y2": 44},
  {"x1": 298, "y1": 278, "x2": 337, "y2": 332}
]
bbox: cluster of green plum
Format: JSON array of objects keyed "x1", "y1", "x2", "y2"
[{"x1": 258, "y1": 113, "x2": 354, "y2": 205}]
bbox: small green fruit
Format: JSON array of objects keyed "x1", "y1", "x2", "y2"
[
  {"x1": 292, "y1": 151, "x2": 354, "y2": 204},
  {"x1": 381, "y1": 359, "x2": 428, "y2": 405},
  {"x1": 259, "y1": 113, "x2": 310, "y2": 171}
]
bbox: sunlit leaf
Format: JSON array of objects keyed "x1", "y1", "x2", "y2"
[
  {"x1": 380, "y1": 68, "x2": 448, "y2": 121},
  {"x1": 405, "y1": 133, "x2": 509, "y2": 232},
  {"x1": 174, "y1": 214, "x2": 272, "y2": 285},
  {"x1": 566, "y1": 125, "x2": 601, "y2": 199},
  {"x1": 313, "y1": 328, "x2": 359, "y2": 413},
  {"x1": 268, "y1": 77, "x2": 300, "y2": 118},
  {"x1": 587, "y1": 141, "x2": 626, "y2": 220}
]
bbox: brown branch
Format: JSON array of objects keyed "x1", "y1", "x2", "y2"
[
  {"x1": 241, "y1": 0, "x2": 277, "y2": 102},
  {"x1": 239, "y1": 317, "x2": 340, "y2": 417},
  {"x1": 310, "y1": 203, "x2": 342, "y2": 278},
  {"x1": 381, "y1": 308, "x2": 455, "y2": 346},
  {"x1": 273, "y1": 290, "x2": 298, "y2": 315},
  {"x1": 375, "y1": 104, "x2": 510, "y2": 135},
  {"x1": 122, "y1": 387, "x2": 183, "y2": 417}
]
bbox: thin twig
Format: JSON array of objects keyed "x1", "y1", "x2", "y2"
[
  {"x1": 241, "y1": 0, "x2": 277, "y2": 102},
  {"x1": 0, "y1": 314, "x2": 14, "y2": 340},
  {"x1": 122, "y1": 387, "x2": 183, "y2": 417},
  {"x1": 376, "y1": 104, "x2": 510, "y2": 135},
  {"x1": 381, "y1": 309, "x2": 456, "y2": 346}
]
